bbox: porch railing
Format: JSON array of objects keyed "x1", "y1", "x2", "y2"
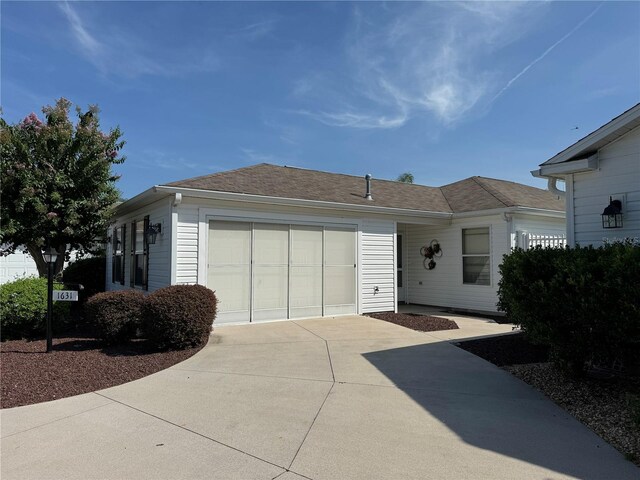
[{"x1": 515, "y1": 231, "x2": 567, "y2": 249}]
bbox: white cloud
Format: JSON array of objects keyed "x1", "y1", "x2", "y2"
[
  {"x1": 230, "y1": 18, "x2": 278, "y2": 40},
  {"x1": 293, "y1": 2, "x2": 561, "y2": 129},
  {"x1": 58, "y1": 2, "x2": 219, "y2": 79},
  {"x1": 240, "y1": 148, "x2": 275, "y2": 163},
  {"x1": 132, "y1": 149, "x2": 202, "y2": 171}
]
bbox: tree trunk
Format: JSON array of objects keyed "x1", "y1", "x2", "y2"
[
  {"x1": 25, "y1": 243, "x2": 66, "y2": 278},
  {"x1": 26, "y1": 243, "x2": 48, "y2": 278}
]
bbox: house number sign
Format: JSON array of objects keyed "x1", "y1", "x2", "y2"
[{"x1": 53, "y1": 290, "x2": 79, "y2": 302}]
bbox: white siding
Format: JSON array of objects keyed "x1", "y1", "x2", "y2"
[
  {"x1": 405, "y1": 215, "x2": 509, "y2": 313},
  {"x1": 0, "y1": 251, "x2": 38, "y2": 284},
  {"x1": 572, "y1": 126, "x2": 640, "y2": 246},
  {"x1": 176, "y1": 205, "x2": 199, "y2": 285},
  {"x1": 106, "y1": 200, "x2": 171, "y2": 292},
  {"x1": 360, "y1": 219, "x2": 396, "y2": 313}
]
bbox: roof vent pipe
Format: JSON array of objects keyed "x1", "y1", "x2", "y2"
[
  {"x1": 547, "y1": 178, "x2": 566, "y2": 198},
  {"x1": 365, "y1": 174, "x2": 373, "y2": 200}
]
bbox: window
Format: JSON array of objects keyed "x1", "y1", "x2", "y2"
[
  {"x1": 112, "y1": 225, "x2": 125, "y2": 285},
  {"x1": 130, "y1": 216, "x2": 149, "y2": 289},
  {"x1": 462, "y1": 227, "x2": 490, "y2": 285}
]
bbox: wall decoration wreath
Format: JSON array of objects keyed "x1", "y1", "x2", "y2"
[{"x1": 420, "y1": 239, "x2": 442, "y2": 270}]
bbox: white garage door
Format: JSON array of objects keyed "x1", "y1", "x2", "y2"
[{"x1": 208, "y1": 221, "x2": 356, "y2": 324}]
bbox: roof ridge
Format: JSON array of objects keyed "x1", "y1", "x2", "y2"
[
  {"x1": 279, "y1": 164, "x2": 440, "y2": 188},
  {"x1": 471, "y1": 176, "x2": 510, "y2": 207}
]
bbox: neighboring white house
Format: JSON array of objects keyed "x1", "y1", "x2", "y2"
[
  {"x1": 0, "y1": 250, "x2": 39, "y2": 284},
  {"x1": 0, "y1": 247, "x2": 90, "y2": 285},
  {"x1": 106, "y1": 164, "x2": 565, "y2": 323},
  {"x1": 533, "y1": 103, "x2": 640, "y2": 247}
]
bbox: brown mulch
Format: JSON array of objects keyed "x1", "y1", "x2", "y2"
[
  {"x1": 456, "y1": 333, "x2": 640, "y2": 466},
  {"x1": 367, "y1": 312, "x2": 458, "y2": 332},
  {"x1": 0, "y1": 335, "x2": 204, "y2": 409}
]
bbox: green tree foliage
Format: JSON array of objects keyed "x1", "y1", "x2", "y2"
[
  {"x1": 0, "y1": 98, "x2": 125, "y2": 277},
  {"x1": 396, "y1": 172, "x2": 414, "y2": 183}
]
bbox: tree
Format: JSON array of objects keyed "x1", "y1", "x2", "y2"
[
  {"x1": 0, "y1": 98, "x2": 125, "y2": 277},
  {"x1": 396, "y1": 172, "x2": 414, "y2": 183}
]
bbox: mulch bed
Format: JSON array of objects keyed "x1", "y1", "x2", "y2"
[
  {"x1": 367, "y1": 312, "x2": 458, "y2": 332},
  {"x1": 1, "y1": 335, "x2": 204, "y2": 409},
  {"x1": 456, "y1": 332, "x2": 549, "y2": 366},
  {"x1": 456, "y1": 332, "x2": 640, "y2": 466}
]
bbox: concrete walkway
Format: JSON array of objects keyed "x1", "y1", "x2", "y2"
[{"x1": 2, "y1": 314, "x2": 638, "y2": 479}]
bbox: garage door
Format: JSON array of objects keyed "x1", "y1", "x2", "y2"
[{"x1": 208, "y1": 221, "x2": 356, "y2": 324}]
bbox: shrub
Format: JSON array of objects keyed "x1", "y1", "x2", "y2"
[
  {"x1": 143, "y1": 285, "x2": 217, "y2": 350},
  {"x1": 0, "y1": 277, "x2": 70, "y2": 340},
  {"x1": 62, "y1": 256, "x2": 106, "y2": 302},
  {"x1": 84, "y1": 290, "x2": 145, "y2": 344},
  {"x1": 498, "y1": 242, "x2": 640, "y2": 375}
]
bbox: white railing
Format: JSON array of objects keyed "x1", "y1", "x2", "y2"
[{"x1": 516, "y1": 232, "x2": 567, "y2": 249}]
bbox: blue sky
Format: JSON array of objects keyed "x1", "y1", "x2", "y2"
[{"x1": 2, "y1": 1, "x2": 639, "y2": 199}]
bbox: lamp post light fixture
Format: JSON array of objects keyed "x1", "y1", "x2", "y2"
[
  {"x1": 43, "y1": 245, "x2": 58, "y2": 353},
  {"x1": 601, "y1": 197, "x2": 623, "y2": 229},
  {"x1": 145, "y1": 223, "x2": 162, "y2": 245}
]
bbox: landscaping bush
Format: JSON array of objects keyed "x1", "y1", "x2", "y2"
[
  {"x1": 84, "y1": 290, "x2": 145, "y2": 344},
  {"x1": 498, "y1": 242, "x2": 640, "y2": 375},
  {"x1": 0, "y1": 277, "x2": 70, "y2": 340},
  {"x1": 143, "y1": 285, "x2": 217, "y2": 350},
  {"x1": 62, "y1": 256, "x2": 106, "y2": 302}
]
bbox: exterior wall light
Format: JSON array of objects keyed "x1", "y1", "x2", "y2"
[
  {"x1": 146, "y1": 223, "x2": 162, "y2": 245},
  {"x1": 601, "y1": 197, "x2": 623, "y2": 229}
]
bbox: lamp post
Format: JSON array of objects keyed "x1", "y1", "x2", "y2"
[{"x1": 42, "y1": 245, "x2": 58, "y2": 353}]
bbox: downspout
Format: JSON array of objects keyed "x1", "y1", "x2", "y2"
[
  {"x1": 169, "y1": 193, "x2": 182, "y2": 284},
  {"x1": 547, "y1": 178, "x2": 566, "y2": 198}
]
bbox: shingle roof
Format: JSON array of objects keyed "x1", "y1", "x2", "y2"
[
  {"x1": 164, "y1": 163, "x2": 564, "y2": 214},
  {"x1": 441, "y1": 177, "x2": 565, "y2": 212}
]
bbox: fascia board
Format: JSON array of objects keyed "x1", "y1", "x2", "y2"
[
  {"x1": 113, "y1": 187, "x2": 168, "y2": 216},
  {"x1": 541, "y1": 104, "x2": 640, "y2": 166},
  {"x1": 153, "y1": 185, "x2": 453, "y2": 223},
  {"x1": 537, "y1": 155, "x2": 598, "y2": 177},
  {"x1": 452, "y1": 206, "x2": 565, "y2": 220}
]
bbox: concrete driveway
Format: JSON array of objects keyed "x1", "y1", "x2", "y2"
[{"x1": 2, "y1": 314, "x2": 638, "y2": 480}]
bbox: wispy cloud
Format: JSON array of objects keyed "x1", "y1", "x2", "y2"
[
  {"x1": 131, "y1": 149, "x2": 202, "y2": 171},
  {"x1": 58, "y1": 1, "x2": 219, "y2": 79},
  {"x1": 230, "y1": 18, "x2": 278, "y2": 41},
  {"x1": 240, "y1": 148, "x2": 276, "y2": 163},
  {"x1": 293, "y1": 2, "x2": 595, "y2": 129}
]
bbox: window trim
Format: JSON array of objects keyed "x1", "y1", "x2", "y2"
[{"x1": 461, "y1": 226, "x2": 492, "y2": 286}]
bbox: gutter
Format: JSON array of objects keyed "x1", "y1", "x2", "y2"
[
  {"x1": 452, "y1": 206, "x2": 565, "y2": 220},
  {"x1": 115, "y1": 185, "x2": 563, "y2": 222},
  {"x1": 150, "y1": 185, "x2": 453, "y2": 221}
]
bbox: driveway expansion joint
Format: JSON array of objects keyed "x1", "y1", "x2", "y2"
[
  {"x1": 94, "y1": 392, "x2": 288, "y2": 472},
  {"x1": 287, "y1": 383, "x2": 335, "y2": 471},
  {"x1": 1, "y1": 397, "x2": 114, "y2": 439},
  {"x1": 170, "y1": 367, "x2": 334, "y2": 384}
]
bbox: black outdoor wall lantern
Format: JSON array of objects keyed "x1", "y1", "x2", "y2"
[
  {"x1": 601, "y1": 197, "x2": 623, "y2": 229},
  {"x1": 146, "y1": 223, "x2": 162, "y2": 245}
]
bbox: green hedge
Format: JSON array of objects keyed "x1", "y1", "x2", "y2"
[
  {"x1": 0, "y1": 277, "x2": 71, "y2": 340},
  {"x1": 497, "y1": 242, "x2": 640, "y2": 375}
]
